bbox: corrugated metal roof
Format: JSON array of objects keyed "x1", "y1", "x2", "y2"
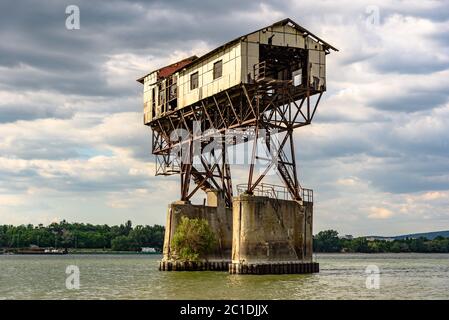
[{"x1": 136, "y1": 56, "x2": 198, "y2": 83}]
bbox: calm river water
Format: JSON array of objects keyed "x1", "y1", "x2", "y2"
[{"x1": 1, "y1": 253, "x2": 448, "y2": 299}]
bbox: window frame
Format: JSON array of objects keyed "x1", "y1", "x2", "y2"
[
  {"x1": 151, "y1": 87, "x2": 156, "y2": 107},
  {"x1": 190, "y1": 72, "x2": 199, "y2": 90},
  {"x1": 213, "y1": 60, "x2": 223, "y2": 80}
]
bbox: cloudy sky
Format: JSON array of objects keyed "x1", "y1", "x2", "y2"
[{"x1": 0, "y1": 0, "x2": 448, "y2": 236}]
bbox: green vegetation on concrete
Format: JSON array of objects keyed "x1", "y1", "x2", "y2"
[
  {"x1": 172, "y1": 217, "x2": 217, "y2": 262},
  {"x1": 0, "y1": 220, "x2": 164, "y2": 252},
  {"x1": 314, "y1": 230, "x2": 449, "y2": 253}
]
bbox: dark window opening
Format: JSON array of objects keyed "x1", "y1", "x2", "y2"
[
  {"x1": 158, "y1": 83, "x2": 165, "y2": 106},
  {"x1": 258, "y1": 44, "x2": 306, "y2": 83},
  {"x1": 190, "y1": 72, "x2": 199, "y2": 90},
  {"x1": 151, "y1": 87, "x2": 156, "y2": 118},
  {"x1": 151, "y1": 87, "x2": 156, "y2": 107},
  {"x1": 213, "y1": 60, "x2": 222, "y2": 80}
]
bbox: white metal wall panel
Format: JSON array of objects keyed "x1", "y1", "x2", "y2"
[
  {"x1": 143, "y1": 23, "x2": 328, "y2": 122},
  {"x1": 177, "y1": 42, "x2": 241, "y2": 109}
]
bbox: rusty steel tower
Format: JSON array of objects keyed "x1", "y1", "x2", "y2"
[{"x1": 139, "y1": 18, "x2": 337, "y2": 274}]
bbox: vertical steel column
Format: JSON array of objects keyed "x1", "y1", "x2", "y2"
[
  {"x1": 180, "y1": 137, "x2": 193, "y2": 201},
  {"x1": 247, "y1": 94, "x2": 260, "y2": 193}
]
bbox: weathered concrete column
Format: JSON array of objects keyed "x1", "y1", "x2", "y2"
[
  {"x1": 206, "y1": 189, "x2": 225, "y2": 207},
  {"x1": 160, "y1": 191, "x2": 232, "y2": 271},
  {"x1": 303, "y1": 201, "x2": 314, "y2": 262},
  {"x1": 230, "y1": 194, "x2": 318, "y2": 274}
]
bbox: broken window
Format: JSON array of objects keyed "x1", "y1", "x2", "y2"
[
  {"x1": 213, "y1": 60, "x2": 222, "y2": 80},
  {"x1": 190, "y1": 72, "x2": 199, "y2": 90},
  {"x1": 151, "y1": 87, "x2": 156, "y2": 108},
  {"x1": 292, "y1": 69, "x2": 302, "y2": 86},
  {"x1": 158, "y1": 83, "x2": 165, "y2": 106}
]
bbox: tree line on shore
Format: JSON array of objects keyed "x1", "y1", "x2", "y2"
[
  {"x1": 0, "y1": 220, "x2": 164, "y2": 252},
  {"x1": 2, "y1": 222, "x2": 449, "y2": 253},
  {"x1": 314, "y1": 230, "x2": 449, "y2": 253}
]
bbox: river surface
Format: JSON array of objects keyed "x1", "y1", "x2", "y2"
[{"x1": 0, "y1": 253, "x2": 448, "y2": 299}]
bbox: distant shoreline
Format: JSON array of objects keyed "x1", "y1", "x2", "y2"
[
  {"x1": 0, "y1": 248, "x2": 162, "y2": 255},
  {"x1": 314, "y1": 252, "x2": 449, "y2": 254},
  {"x1": 69, "y1": 251, "x2": 161, "y2": 255},
  {"x1": 3, "y1": 251, "x2": 449, "y2": 256}
]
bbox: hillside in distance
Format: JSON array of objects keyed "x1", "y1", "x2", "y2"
[{"x1": 368, "y1": 230, "x2": 449, "y2": 240}]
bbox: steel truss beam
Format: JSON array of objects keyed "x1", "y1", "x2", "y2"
[{"x1": 149, "y1": 81, "x2": 324, "y2": 206}]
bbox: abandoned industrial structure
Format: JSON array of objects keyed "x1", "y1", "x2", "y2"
[{"x1": 138, "y1": 18, "x2": 337, "y2": 274}]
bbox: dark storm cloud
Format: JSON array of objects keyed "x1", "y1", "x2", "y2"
[
  {"x1": 0, "y1": 104, "x2": 74, "y2": 123},
  {"x1": 360, "y1": 156, "x2": 449, "y2": 193},
  {"x1": 0, "y1": 0, "x2": 284, "y2": 103},
  {"x1": 431, "y1": 31, "x2": 449, "y2": 49},
  {"x1": 370, "y1": 88, "x2": 449, "y2": 112},
  {"x1": 371, "y1": 57, "x2": 449, "y2": 75},
  {"x1": 296, "y1": 103, "x2": 449, "y2": 194},
  {"x1": 1, "y1": 0, "x2": 447, "y2": 97},
  {"x1": 0, "y1": 64, "x2": 116, "y2": 97},
  {"x1": 5, "y1": 138, "x2": 85, "y2": 160},
  {"x1": 0, "y1": 164, "x2": 151, "y2": 193}
]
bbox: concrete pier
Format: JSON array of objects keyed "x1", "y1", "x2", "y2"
[
  {"x1": 160, "y1": 192, "x2": 318, "y2": 274},
  {"x1": 161, "y1": 190, "x2": 233, "y2": 263},
  {"x1": 229, "y1": 262, "x2": 319, "y2": 274},
  {"x1": 230, "y1": 194, "x2": 317, "y2": 274},
  {"x1": 159, "y1": 260, "x2": 230, "y2": 271}
]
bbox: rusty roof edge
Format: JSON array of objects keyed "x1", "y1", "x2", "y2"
[{"x1": 136, "y1": 55, "x2": 198, "y2": 84}]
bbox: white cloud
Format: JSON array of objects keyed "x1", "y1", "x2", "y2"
[{"x1": 368, "y1": 207, "x2": 394, "y2": 219}]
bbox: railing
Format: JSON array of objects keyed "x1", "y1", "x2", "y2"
[
  {"x1": 236, "y1": 183, "x2": 289, "y2": 200},
  {"x1": 236, "y1": 183, "x2": 314, "y2": 203},
  {"x1": 301, "y1": 188, "x2": 313, "y2": 203},
  {"x1": 155, "y1": 154, "x2": 180, "y2": 176},
  {"x1": 253, "y1": 61, "x2": 266, "y2": 82}
]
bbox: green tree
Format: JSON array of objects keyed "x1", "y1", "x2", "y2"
[
  {"x1": 313, "y1": 230, "x2": 341, "y2": 252},
  {"x1": 0, "y1": 221, "x2": 165, "y2": 251},
  {"x1": 390, "y1": 242, "x2": 402, "y2": 253},
  {"x1": 111, "y1": 235, "x2": 134, "y2": 251},
  {"x1": 172, "y1": 217, "x2": 217, "y2": 262},
  {"x1": 60, "y1": 230, "x2": 74, "y2": 248},
  {"x1": 350, "y1": 237, "x2": 370, "y2": 253}
]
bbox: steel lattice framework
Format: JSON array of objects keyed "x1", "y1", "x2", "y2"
[{"x1": 149, "y1": 74, "x2": 323, "y2": 207}]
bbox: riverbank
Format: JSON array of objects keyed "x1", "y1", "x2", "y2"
[
  {"x1": 0, "y1": 248, "x2": 161, "y2": 255},
  {"x1": 68, "y1": 248, "x2": 161, "y2": 255}
]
